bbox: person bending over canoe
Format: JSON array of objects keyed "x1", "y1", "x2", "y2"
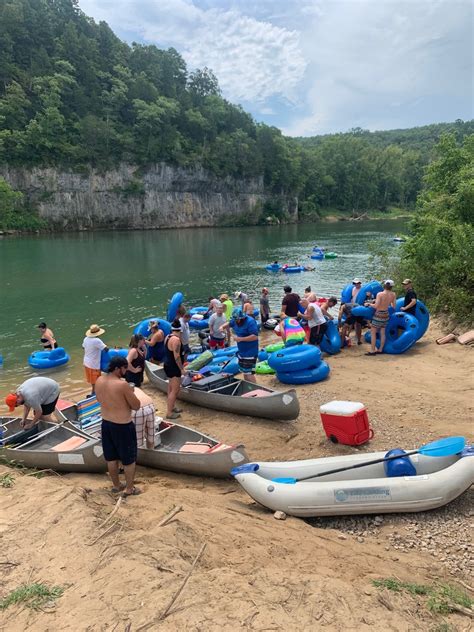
[
  {"x1": 95, "y1": 356, "x2": 141, "y2": 496},
  {"x1": 163, "y1": 320, "x2": 186, "y2": 420},
  {"x1": 131, "y1": 387, "x2": 155, "y2": 451},
  {"x1": 366, "y1": 280, "x2": 396, "y2": 356},
  {"x1": 220, "y1": 308, "x2": 259, "y2": 384},
  {"x1": 5, "y1": 377, "x2": 60, "y2": 429}
]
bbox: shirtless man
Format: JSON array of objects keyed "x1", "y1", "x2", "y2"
[
  {"x1": 366, "y1": 280, "x2": 396, "y2": 356},
  {"x1": 95, "y1": 356, "x2": 141, "y2": 496}
]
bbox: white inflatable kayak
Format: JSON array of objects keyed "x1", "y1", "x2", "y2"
[{"x1": 231, "y1": 449, "x2": 474, "y2": 517}]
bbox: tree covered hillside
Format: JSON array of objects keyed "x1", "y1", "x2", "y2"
[{"x1": 0, "y1": 0, "x2": 473, "y2": 221}]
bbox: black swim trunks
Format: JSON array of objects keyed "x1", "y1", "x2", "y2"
[
  {"x1": 41, "y1": 396, "x2": 59, "y2": 416},
  {"x1": 101, "y1": 420, "x2": 137, "y2": 465}
]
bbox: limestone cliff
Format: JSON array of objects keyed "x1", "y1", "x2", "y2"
[{"x1": 1, "y1": 163, "x2": 298, "y2": 229}]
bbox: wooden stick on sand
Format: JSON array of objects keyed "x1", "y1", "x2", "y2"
[
  {"x1": 159, "y1": 543, "x2": 207, "y2": 620},
  {"x1": 158, "y1": 505, "x2": 183, "y2": 527}
]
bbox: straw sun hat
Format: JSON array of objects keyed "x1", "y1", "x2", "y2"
[{"x1": 85, "y1": 324, "x2": 105, "y2": 337}]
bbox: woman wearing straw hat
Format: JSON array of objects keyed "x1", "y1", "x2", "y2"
[{"x1": 83, "y1": 324, "x2": 108, "y2": 395}]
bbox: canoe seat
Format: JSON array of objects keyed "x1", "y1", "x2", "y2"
[
  {"x1": 208, "y1": 443, "x2": 232, "y2": 453},
  {"x1": 56, "y1": 399, "x2": 75, "y2": 411},
  {"x1": 77, "y1": 396, "x2": 102, "y2": 428},
  {"x1": 241, "y1": 389, "x2": 271, "y2": 398},
  {"x1": 51, "y1": 436, "x2": 87, "y2": 452},
  {"x1": 178, "y1": 442, "x2": 212, "y2": 454}
]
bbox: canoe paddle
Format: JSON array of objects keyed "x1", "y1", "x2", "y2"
[{"x1": 272, "y1": 436, "x2": 466, "y2": 485}]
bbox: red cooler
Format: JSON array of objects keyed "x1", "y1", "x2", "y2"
[{"x1": 319, "y1": 400, "x2": 373, "y2": 446}]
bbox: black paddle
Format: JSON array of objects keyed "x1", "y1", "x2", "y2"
[{"x1": 272, "y1": 436, "x2": 466, "y2": 484}]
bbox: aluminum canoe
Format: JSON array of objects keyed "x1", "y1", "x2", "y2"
[
  {"x1": 0, "y1": 417, "x2": 106, "y2": 473},
  {"x1": 56, "y1": 402, "x2": 249, "y2": 478},
  {"x1": 144, "y1": 362, "x2": 299, "y2": 421}
]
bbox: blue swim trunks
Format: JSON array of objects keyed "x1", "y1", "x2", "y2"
[{"x1": 101, "y1": 420, "x2": 137, "y2": 465}]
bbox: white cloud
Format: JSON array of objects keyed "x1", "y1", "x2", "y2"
[
  {"x1": 283, "y1": 0, "x2": 473, "y2": 135},
  {"x1": 79, "y1": 0, "x2": 473, "y2": 135},
  {"x1": 80, "y1": 0, "x2": 307, "y2": 104}
]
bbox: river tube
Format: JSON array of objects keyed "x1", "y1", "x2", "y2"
[
  {"x1": 167, "y1": 292, "x2": 184, "y2": 322},
  {"x1": 365, "y1": 312, "x2": 419, "y2": 354},
  {"x1": 268, "y1": 344, "x2": 322, "y2": 373},
  {"x1": 28, "y1": 347, "x2": 69, "y2": 370},
  {"x1": 134, "y1": 317, "x2": 171, "y2": 338},
  {"x1": 277, "y1": 361, "x2": 330, "y2": 385},
  {"x1": 395, "y1": 298, "x2": 430, "y2": 339}
]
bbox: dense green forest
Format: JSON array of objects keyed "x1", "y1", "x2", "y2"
[
  {"x1": 396, "y1": 133, "x2": 474, "y2": 324},
  {"x1": 0, "y1": 0, "x2": 473, "y2": 226}
]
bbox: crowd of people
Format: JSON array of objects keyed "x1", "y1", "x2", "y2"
[{"x1": 4, "y1": 278, "x2": 418, "y2": 498}]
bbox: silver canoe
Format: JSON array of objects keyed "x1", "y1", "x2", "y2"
[
  {"x1": 145, "y1": 361, "x2": 300, "y2": 421},
  {"x1": 0, "y1": 416, "x2": 106, "y2": 473},
  {"x1": 232, "y1": 451, "x2": 474, "y2": 517},
  {"x1": 56, "y1": 402, "x2": 249, "y2": 478}
]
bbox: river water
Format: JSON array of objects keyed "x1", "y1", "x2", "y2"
[{"x1": 0, "y1": 219, "x2": 406, "y2": 394}]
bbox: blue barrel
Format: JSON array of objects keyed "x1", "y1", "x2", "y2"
[{"x1": 384, "y1": 449, "x2": 416, "y2": 477}]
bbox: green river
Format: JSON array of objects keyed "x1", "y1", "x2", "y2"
[{"x1": 0, "y1": 219, "x2": 407, "y2": 395}]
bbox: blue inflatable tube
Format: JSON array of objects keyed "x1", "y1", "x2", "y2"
[
  {"x1": 28, "y1": 347, "x2": 70, "y2": 370},
  {"x1": 311, "y1": 253, "x2": 324, "y2": 260},
  {"x1": 283, "y1": 266, "x2": 305, "y2": 273},
  {"x1": 213, "y1": 345, "x2": 238, "y2": 357},
  {"x1": 341, "y1": 283, "x2": 353, "y2": 304},
  {"x1": 395, "y1": 298, "x2": 430, "y2": 340},
  {"x1": 134, "y1": 317, "x2": 171, "y2": 338},
  {"x1": 189, "y1": 306, "x2": 208, "y2": 315},
  {"x1": 167, "y1": 292, "x2": 184, "y2": 322},
  {"x1": 266, "y1": 264, "x2": 281, "y2": 272},
  {"x1": 355, "y1": 280, "x2": 383, "y2": 305},
  {"x1": 365, "y1": 312, "x2": 419, "y2": 354},
  {"x1": 189, "y1": 318, "x2": 209, "y2": 330},
  {"x1": 201, "y1": 356, "x2": 240, "y2": 375},
  {"x1": 268, "y1": 344, "x2": 322, "y2": 372},
  {"x1": 277, "y1": 361, "x2": 330, "y2": 385},
  {"x1": 100, "y1": 348, "x2": 128, "y2": 372},
  {"x1": 319, "y1": 320, "x2": 341, "y2": 355},
  {"x1": 351, "y1": 305, "x2": 376, "y2": 320}
]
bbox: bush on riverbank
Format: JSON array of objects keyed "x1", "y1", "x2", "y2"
[
  {"x1": 0, "y1": 178, "x2": 46, "y2": 231},
  {"x1": 398, "y1": 134, "x2": 474, "y2": 324}
]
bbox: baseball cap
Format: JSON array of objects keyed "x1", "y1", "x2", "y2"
[
  {"x1": 352, "y1": 278, "x2": 362, "y2": 284},
  {"x1": 232, "y1": 307, "x2": 245, "y2": 320},
  {"x1": 402, "y1": 279, "x2": 412, "y2": 285},
  {"x1": 5, "y1": 393, "x2": 18, "y2": 412},
  {"x1": 384, "y1": 279, "x2": 395, "y2": 287}
]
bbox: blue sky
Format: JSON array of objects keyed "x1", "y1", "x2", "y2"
[{"x1": 79, "y1": 0, "x2": 473, "y2": 136}]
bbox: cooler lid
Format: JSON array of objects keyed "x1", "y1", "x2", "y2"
[{"x1": 319, "y1": 400, "x2": 366, "y2": 415}]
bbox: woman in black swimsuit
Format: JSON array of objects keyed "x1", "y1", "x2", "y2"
[
  {"x1": 37, "y1": 322, "x2": 58, "y2": 350},
  {"x1": 125, "y1": 334, "x2": 146, "y2": 387},
  {"x1": 163, "y1": 320, "x2": 186, "y2": 420}
]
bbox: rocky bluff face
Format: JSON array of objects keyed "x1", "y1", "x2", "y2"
[{"x1": 1, "y1": 163, "x2": 298, "y2": 230}]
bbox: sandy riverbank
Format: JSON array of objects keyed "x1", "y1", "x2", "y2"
[{"x1": 1, "y1": 320, "x2": 472, "y2": 630}]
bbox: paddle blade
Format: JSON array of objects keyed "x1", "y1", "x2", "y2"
[
  {"x1": 419, "y1": 436, "x2": 465, "y2": 457},
  {"x1": 272, "y1": 477, "x2": 298, "y2": 485}
]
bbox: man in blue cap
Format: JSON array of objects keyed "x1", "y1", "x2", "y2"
[{"x1": 220, "y1": 308, "x2": 259, "y2": 383}]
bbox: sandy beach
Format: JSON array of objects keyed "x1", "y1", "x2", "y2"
[{"x1": 1, "y1": 320, "x2": 472, "y2": 631}]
